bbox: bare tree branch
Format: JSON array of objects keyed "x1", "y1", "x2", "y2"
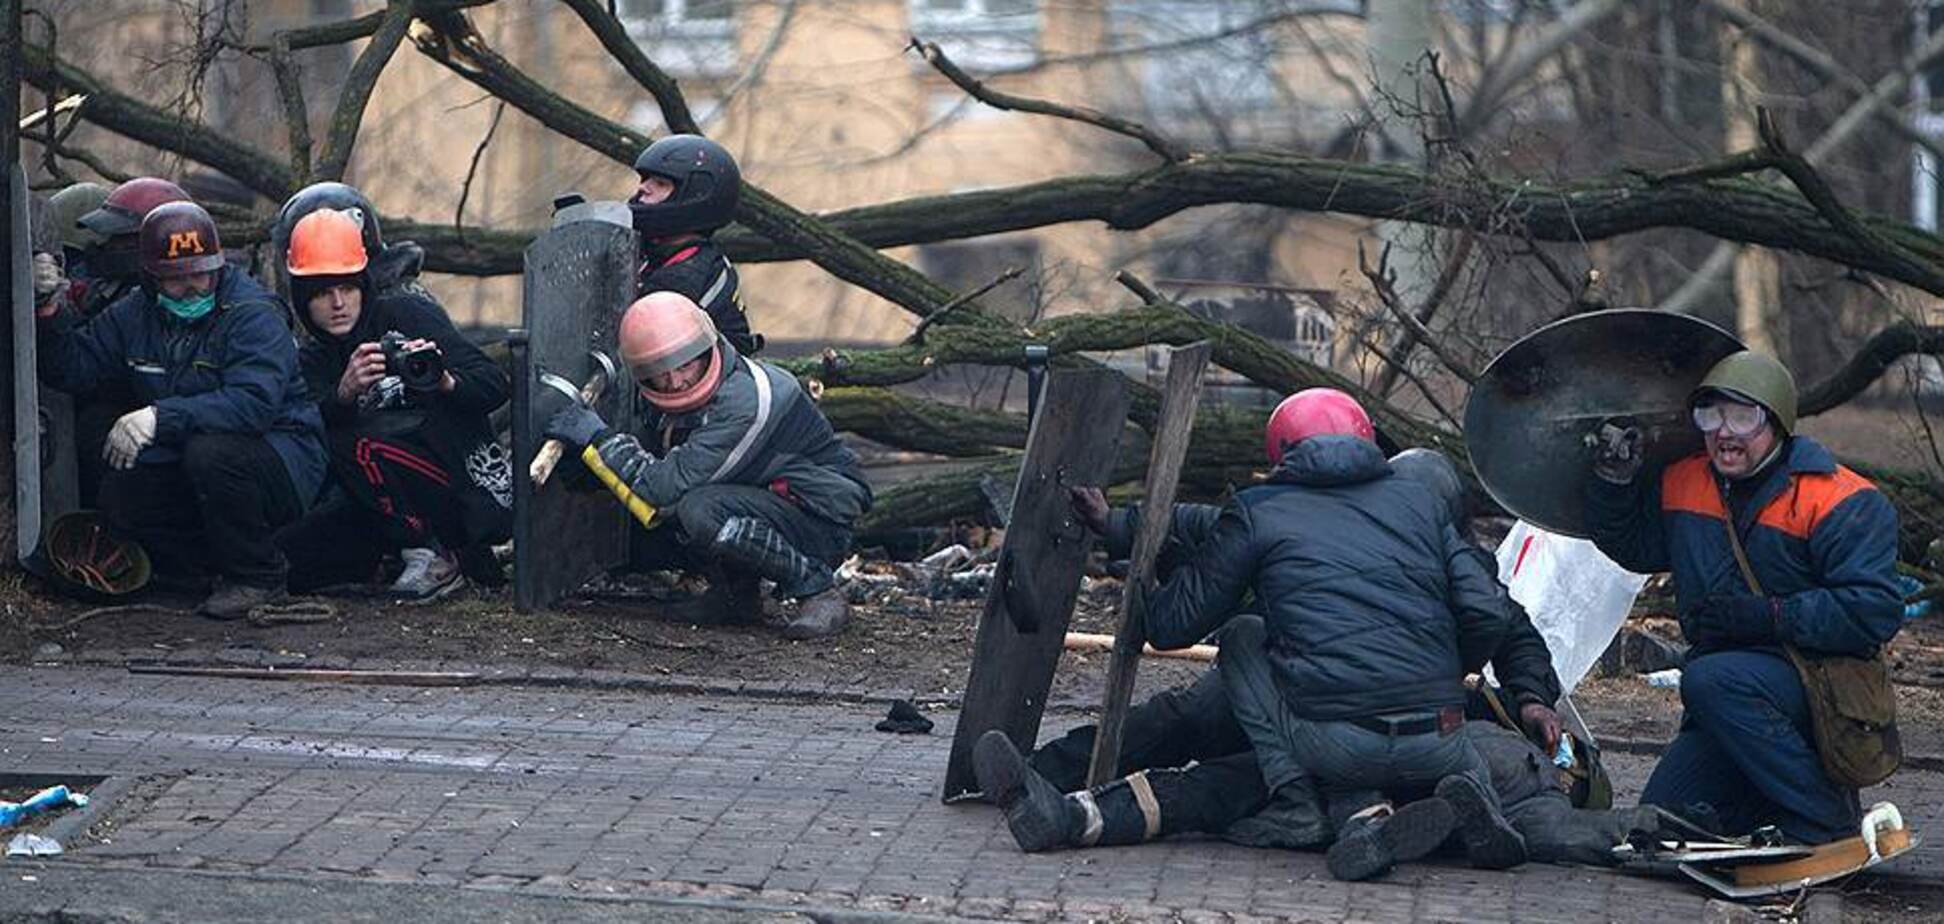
[
  {"x1": 267, "y1": 34, "x2": 312, "y2": 182},
  {"x1": 234, "y1": 0, "x2": 491, "y2": 53},
  {"x1": 1661, "y1": 21, "x2": 1944, "y2": 312},
  {"x1": 706, "y1": 0, "x2": 799, "y2": 129},
  {"x1": 1800, "y1": 322, "x2": 1944, "y2": 416},
  {"x1": 21, "y1": 42, "x2": 298, "y2": 198},
  {"x1": 1459, "y1": 0, "x2": 1627, "y2": 136},
  {"x1": 1699, "y1": 0, "x2": 1944, "y2": 163},
  {"x1": 910, "y1": 36, "x2": 1189, "y2": 163},
  {"x1": 1371, "y1": 231, "x2": 1474, "y2": 398},
  {"x1": 313, "y1": 0, "x2": 415, "y2": 182},
  {"x1": 557, "y1": 0, "x2": 698, "y2": 134},
  {"x1": 1357, "y1": 240, "x2": 1478, "y2": 385},
  {"x1": 454, "y1": 100, "x2": 507, "y2": 240}
]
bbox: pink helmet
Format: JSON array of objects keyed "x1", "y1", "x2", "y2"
[
  {"x1": 1263, "y1": 388, "x2": 1375, "y2": 464},
  {"x1": 621, "y1": 291, "x2": 724, "y2": 414}
]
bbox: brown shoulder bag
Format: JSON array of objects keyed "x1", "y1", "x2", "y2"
[{"x1": 1720, "y1": 514, "x2": 1900, "y2": 788}]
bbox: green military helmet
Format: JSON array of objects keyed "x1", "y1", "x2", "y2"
[
  {"x1": 1691, "y1": 350, "x2": 1797, "y2": 434},
  {"x1": 47, "y1": 182, "x2": 112, "y2": 251}
]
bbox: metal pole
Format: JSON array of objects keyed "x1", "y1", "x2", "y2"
[{"x1": 1, "y1": 0, "x2": 23, "y2": 567}]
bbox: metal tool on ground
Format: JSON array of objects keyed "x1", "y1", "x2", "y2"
[
  {"x1": 1464, "y1": 308, "x2": 1744, "y2": 537},
  {"x1": 1087, "y1": 342, "x2": 1211, "y2": 788},
  {"x1": 943, "y1": 369, "x2": 1130, "y2": 802},
  {"x1": 528, "y1": 349, "x2": 618, "y2": 486},
  {"x1": 1678, "y1": 801, "x2": 1919, "y2": 899}
]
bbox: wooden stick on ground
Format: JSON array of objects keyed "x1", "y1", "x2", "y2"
[
  {"x1": 127, "y1": 665, "x2": 482, "y2": 686},
  {"x1": 1086, "y1": 341, "x2": 1212, "y2": 788},
  {"x1": 1063, "y1": 632, "x2": 1216, "y2": 663}
]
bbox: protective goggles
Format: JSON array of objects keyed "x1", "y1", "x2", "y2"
[{"x1": 1691, "y1": 401, "x2": 1767, "y2": 437}]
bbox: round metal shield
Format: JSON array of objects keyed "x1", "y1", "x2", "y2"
[{"x1": 1463, "y1": 309, "x2": 1744, "y2": 538}]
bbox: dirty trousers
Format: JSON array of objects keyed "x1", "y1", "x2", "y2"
[
  {"x1": 627, "y1": 483, "x2": 851, "y2": 577},
  {"x1": 99, "y1": 432, "x2": 303, "y2": 588}
]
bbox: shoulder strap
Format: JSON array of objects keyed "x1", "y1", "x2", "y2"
[{"x1": 1719, "y1": 486, "x2": 1766, "y2": 596}]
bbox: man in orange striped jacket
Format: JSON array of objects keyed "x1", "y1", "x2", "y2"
[{"x1": 1584, "y1": 350, "x2": 1902, "y2": 844}]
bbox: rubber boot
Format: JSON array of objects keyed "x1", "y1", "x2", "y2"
[
  {"x1": 1325, "y1": 799, "x2": 1457, "y2": 882},
  {"x1": 974, "y1": 730, "x2": 1085, "y2": 852},
  {"x1": 1437, "y1": 772, "x2": 1527, "y2": 870},
  {"x1": 712, "y1": 516, "x2": 834, "y2": 598}
]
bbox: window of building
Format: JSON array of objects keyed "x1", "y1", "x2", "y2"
[
  {"x1": 618, "y1": 0, "x2": 738, "y2": 77},
  {"x1": 910, "y1": 0, "x2": 1042, "y2": 71},
  {"x1": 1106, "y1": 1, "x2": 1318, "y2": 119}
]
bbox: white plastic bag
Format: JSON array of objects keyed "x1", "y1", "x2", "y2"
[{"x1": 1494, "y1": 520, "x2": 1648, "y2": 694}]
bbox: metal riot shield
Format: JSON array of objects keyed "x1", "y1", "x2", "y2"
[
  {"x1": 10, "y1": 163, "x2": 41, "y2": 564},
  {"x1": 1463, "y1": 308, "x2": 1743, "y2": 538},
  {"x1": 512, "y1": 206, "x2": 638, "y2": 611}
]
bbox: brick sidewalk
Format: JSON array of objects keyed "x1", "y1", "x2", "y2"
[{"x1": 0, "y1": 665, "x2": 1927, "y2": 921}]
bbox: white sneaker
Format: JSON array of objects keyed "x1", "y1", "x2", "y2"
[{"x1": 390, "y1": 547, "x2": 466, "y2": 604}]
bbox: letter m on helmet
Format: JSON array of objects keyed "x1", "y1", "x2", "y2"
[{"x1": 166, "y1": 230, "x2": 205, "y2": 258}]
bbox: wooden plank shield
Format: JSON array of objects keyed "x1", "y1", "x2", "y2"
[
  {"x1": 512, "y1": 213, "x2": 638, "y2": 612},
  {"x1": 942, "y1": 368, "x2": 1131, "y2": 801}
]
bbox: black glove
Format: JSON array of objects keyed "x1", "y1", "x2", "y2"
[
  {"x1": 1684, "y1": 594, "x2": 1779, "y2": 648},
  {"x1": 1590, "y1": 417, "x2": 1645, "y2": 485},
  {"x1": 544, "y1": 403, "x2": 611, "y2": 449}
]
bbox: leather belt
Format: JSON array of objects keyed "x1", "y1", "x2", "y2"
[{"x1": 1348, "y1": 706, "x2": 1463, "y2": 738}]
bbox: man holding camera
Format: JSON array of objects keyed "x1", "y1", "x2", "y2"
[
  {"x1": 35, "y1": 201, "x2": 326, "y2": 618},
  {"x1": 274, "y1": 208, "x2": 511, "y2": 602}
]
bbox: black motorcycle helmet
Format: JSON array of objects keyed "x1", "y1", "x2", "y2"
[
  {"x1": 629, "y1": 134, "x2": 741, "y2": 237},
  {"x1": 271, "y1": 182, "x2": 384, "y2": 293}
]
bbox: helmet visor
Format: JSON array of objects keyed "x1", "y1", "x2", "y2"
[{"x1": 1691, "y1": 400, "x2": 1766, "y2": 437}]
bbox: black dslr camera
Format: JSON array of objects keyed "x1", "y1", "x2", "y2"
[{"x1": 379, "y1": 331, "x2": 446, "y2": 392}]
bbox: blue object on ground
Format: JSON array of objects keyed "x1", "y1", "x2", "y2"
[
  {"x1": 1898, "y1": 575, "x2": 1932, "y2": 621},
  {"x1": 0, "y1": 785, "x2": 88, "y2": 828}
]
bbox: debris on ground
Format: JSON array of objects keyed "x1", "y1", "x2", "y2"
[
  {"x1": 5, "y1": 833, "x2": 61, "y2": 857},
  {"x1": 0, "y1": 786, "x2": 87, "y2": 828},
  {"x1": 875, "y1": 699, "x2": 934, "y2": 734}
]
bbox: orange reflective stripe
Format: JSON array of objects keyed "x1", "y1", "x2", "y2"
[
  {"x1": 1659, "y1": 455, "x2": 1723, "y2": 520},
  {"x1": 1755, "y1": 465, "x2": 1876, "y2": 540}
]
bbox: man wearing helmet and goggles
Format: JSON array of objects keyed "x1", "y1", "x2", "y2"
[
  {"x1": 34, "y1": 201, "x2": 326, "y2": 620},
  {"x1": 1586, "y1": 350, "x2": 1903, "y2": 845},
  {"x1": 543, "y1": 292, "x2": 869, "y2": 639}
]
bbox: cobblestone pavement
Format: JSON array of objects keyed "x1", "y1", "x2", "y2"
[{"x1": 0, "y1": 665, "x2": 1932, "y2": 922}]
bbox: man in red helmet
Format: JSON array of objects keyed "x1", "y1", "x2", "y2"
[
  {"x1": 980, "y1": 388, "x2": 1521, "y2": 881},
  {"x1": 35, "y1": 201, "x2": 326, "y2": 619},
  {"x1": 33, "y1": 177, "x2": 195, "y2": 505},
  {"x1": 542, "y1": 292, "x2": 870, "y2": 639}
]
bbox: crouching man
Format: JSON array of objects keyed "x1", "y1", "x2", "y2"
[
  {"x1": 35, "y1": 202, "x2": 326, "y2": 618},
  {"x1": 274, "y1": 208, "x2": 512, "y2": 601},
  {"x1": 543, "y1": 292, "x2": 870, "y2": 639}
]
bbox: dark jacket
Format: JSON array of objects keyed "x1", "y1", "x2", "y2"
[
  {"x1": 588, "y1": 343, "x2": 871, "y2": 525},
  {"x1": 1138, "y1": 435, "x2": 1511, "y2": 721},
  {"x1": 1586, "y1": 436, "x2": 1902, "y2": 658},
  {"x1": 295, "y1": 283, "x2": 513, "y2": 531},
  {"x1": 37, "y1": 267, "x2": 326, "y2": 505},
  {"x1": 638, "y1": 236, "x2": 759, "y2": 355},
  {"x1": 1108, "y1": 498, "x2": 1557, "y2": 712}
]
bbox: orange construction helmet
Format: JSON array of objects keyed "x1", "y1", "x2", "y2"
[
  {"x1": 620, "y1": 291, "x2": 724, "y2": 414},
  {"x1": 285, "y1": 208, "x2": 369, "y2": 276}
]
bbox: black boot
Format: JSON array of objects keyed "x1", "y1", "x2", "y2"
[
  {"x1": 712, "y1": 516, "x2": 834, "y2": 598},
  {"x1": 1325, "y1": 799, "x2": 1457, "y2": 881},
  {"x1": 973, "y1": 730, "x2": 1084, "y2": 852},
  {"x1": 1437, "y1": 773, "x2": 1527, "y2": 870},
  {"x1": 702, "y1": 569, "x2": 764, "y2": 625},
  {"x1": 1224, "y1": 782, "x2": 1332, "y2": 850}
]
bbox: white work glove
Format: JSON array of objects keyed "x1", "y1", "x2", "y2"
[
  {"x1": 103, "y1": 406, "x2": 159, "y2": 471},
  {"x1": 31, "y1": 252, "x2": 66, "y2": 315}
]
